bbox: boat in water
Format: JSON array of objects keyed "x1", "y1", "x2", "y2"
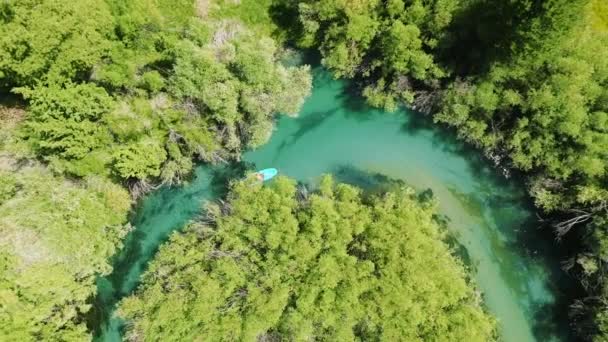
[{"x1": 255, "y1": 168, "x2": 278, "y2": 181}]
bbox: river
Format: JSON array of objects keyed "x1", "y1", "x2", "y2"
[{"x1": 91, "y1": 67, "x2": 573, "y2": 341}]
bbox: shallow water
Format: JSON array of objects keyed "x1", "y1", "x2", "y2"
[
  {"x1": 91, "y1": 166, "x2": 242, "y2": 341},
  {"x1": 93, "y1": 68, "x2": 572, "y2": 341}
]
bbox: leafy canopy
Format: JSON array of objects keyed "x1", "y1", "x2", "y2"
[
  {"x1": 120, "y1": 176, "x2": 496, "y2": 341},
  {"x1": 0, "y1": 162, "x2": 131, "y2": 341},
  {"x1": 436, "y1": 0, "x2": 608, "y2": 213},
  {"x1": 293, "y1": 0, "x2": 459, "y2": 111},
  {"x1": 1, "y1": 0, "x2": 311, "y2": 183},
  {"x1": 0, "y1": 0, "x2": 113, "y2": 86}
]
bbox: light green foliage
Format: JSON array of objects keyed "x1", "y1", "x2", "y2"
[
  {"x1": 209, "y1": 0, "x2": 277, "y2": 37},
  {"x1": 120, "y1": 176, "x2": 496, "y2": 341},
  {"x1": 113, "y1": 139, "x2": 168, "y2": 179},
  {"x1": 590, "y1": 0, "x2": 608, "y2": 31},
  {"x1": 0, "y1": 0, "x2": 113, "y2": 85},
  {"x1": 1, "y1": 0, "x2": 311, "y2": 182},
  {"x1": 295, "y1": 0, "x2": 457, "y2": 109},
  {"x1": 0, "y1": 162, "x2": 131, "y2": 341},
  {"x1": 0, "y1": 105, "x2": 29, "y2": 156},
  {"x1": 92, "y1": 0, "x2": 188, "y2": 91},
  {"x1": 140, "y1": 71, "x2": 165, "y2": 93},
  {"x1": 0, "y1": 172, "x2": 17, "y2": 204},
  {"x1": 170, "y1": 22, "x2": 311, "y2": 149}
]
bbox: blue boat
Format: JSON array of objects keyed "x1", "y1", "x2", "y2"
[{"x1": 256, "y1": 168, "x2": 278, "y2": 181}]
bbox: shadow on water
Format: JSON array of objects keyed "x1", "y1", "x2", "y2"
[
  {"x1": 324, "y1": 97, "x2": 581, "y2": 341},
  {"x1": 333, "y1": 161, "x2": 579, "y2": 341},
  {"x1": 332, "y1": 164, "x2": 407, "y2": 193},
  {"x1": 332, "y1": 164, "x2": 477, "y2": 283},
  {"x1": 504, "y1": 210, "x2": 581, "y2": 342},
  {"x1": 86, "y1": 162, "x2": 249, "y2": 339},
  {"x1": 286, "y1": 50, "x2": 377, "y2": 122},
  {"x1": 274, "y1": 108, "x2": 339, "y2": 159},
  {"x1": 336, "y1": 82, "x2": 375, "y2": 118},
  {"x1": 399, "y1": 106, "x2": 474, "y2": 159}
]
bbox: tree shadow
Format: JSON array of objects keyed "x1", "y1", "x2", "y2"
[
  {"x1": 331, "y1": 118, "x2": 581, "y2": 341},
  {"x1": 507, "y1": 210, "x2": 582, "y2": 342},
  {"x1": 335, "y1": 81, "x2": 373, "y2": 116},
  {"x1": 437, "y1": 0, "x2": 537, "y2": 77},
  {"x1": 267, "y1": 0, "x2": 305, "y2": 46},
  {"x1": 400, "y1": 107, "x2": 478, "y2": 160},
  {"x1": 331, "y1": 164, "x2": 407, "y2": 193},
  {"x1": 0, "y1": 91, "x2": 25, "y2": 108},
  {"x1": 272, "y1": 107, "x2": 338, "y2": 164}
]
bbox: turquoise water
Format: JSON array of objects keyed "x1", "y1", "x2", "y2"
[
  {"x1": 92, "y1": 68, "x2": 571, "y2": 341},
  {"x1": 91, "y1": 166, "x2": 245, "y2": 340}
]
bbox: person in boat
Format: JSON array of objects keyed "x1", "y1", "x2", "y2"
[{"x1": 254, "y1": 168, "x2": 278, "y2": 182}]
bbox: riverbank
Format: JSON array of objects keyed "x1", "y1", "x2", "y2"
[{"x1": 91, "y1": 67, "x2": 577, "y2": 341}]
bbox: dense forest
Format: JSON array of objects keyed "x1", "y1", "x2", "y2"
[
  {"x1": 0, "y1": 0, "x2": 607, "y2": 340},
  {"x1": 0, "y1": 0, "x2": 311, "y2": 339},
  {"x1": 278, "y1": 0, "x2": 608, "y2": 338},
  {"x1": 119, "y1": 176, "x2": 495, "y2": 341}
]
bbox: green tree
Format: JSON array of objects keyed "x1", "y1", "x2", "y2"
[
  {"x1": 113, "y1": 139, "x2": 168, "y2": 180},
  {"x1": 119, "y1": 176, "x2": 496, "y2": 341},
  {"x1": 0, "y1": 0, "x2": 113, "y2": 86},
  {"x1": 434, "y1": 2, "x2": 608, "y2": 338},
  {"x1": 19, "y1": 82, "x2": 116, "y2": 177},
  {"x1": 293, "y1": 0, "x2": 458, "y2": 110},
  {"x1": 0, "y1": 162, "x2": 131, "y2": 341}
]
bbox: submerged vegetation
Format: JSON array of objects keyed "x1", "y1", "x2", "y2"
[
  {"x1": 119, "y1": 176, "x2": 496, "y2": 341},
  {"x1": 0, "y1": 0, "x2": 606, "y2": 340}
]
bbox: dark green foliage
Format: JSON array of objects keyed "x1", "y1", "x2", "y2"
[
  {"x1": 291, "y1": 0, "x2": 459, "y2": 111},
  {"x1": 112, "y1": 139, "x2": 168, "y2": 179},
  {"x1": 433, "y1": 1, "x2": 608, "y2": 339},
  {"x1": 18, "y1": 83, "x2": 115, "y2": 176},
  {"x1": 120, "y1": 176, "x2": 496, "y2": 341},
  {"x1": 20, "y1": 83, "x2": 114, "y2": 122}
]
